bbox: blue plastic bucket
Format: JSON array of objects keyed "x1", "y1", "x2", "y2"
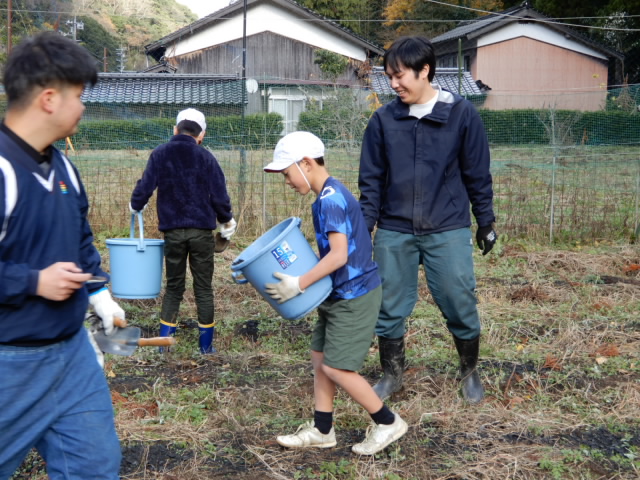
[
  {"x1": 106, "y1": 213, "x2": 164, "y2": 299},
  {"x1": 231, "y1": 217, "x2": 332, "y2": 320}
]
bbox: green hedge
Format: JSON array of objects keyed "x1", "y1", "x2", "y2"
[
  {"x1": 297, "y1": 108, "x2": 369, "y2": 147},
  {"x1": 296, "y1": 89, "x2": 372, "y2": 147},
  {"x1": 62, "y1": 113, "x2": 283, "y2": 150},
  {"x1": 478, "y1": 109, "x2": 640, "y2": 145},
  {"x1": 26, "y1": 104, "x2": 640, "y2": 150},
  {"x1": 300, "y1": 107, "x2": 639, "y2": 147}
]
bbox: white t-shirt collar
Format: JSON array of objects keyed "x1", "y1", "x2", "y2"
[{"x1": 409, "y1": 84, "x2": 441, "y2": 118}]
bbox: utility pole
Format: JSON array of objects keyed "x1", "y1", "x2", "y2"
[
  {"x1": 116, "y1": 47, "x2": 127, "y2": 73},
  {"x1": 7, "y1": 0, "x2": 12, "y2": 54},
  {"x1": 103, "y1": 47, "x2": 108, "y2": 72},
  {"x1": 238, "y1": 0, "x2": 248, "y2": 211},
  {"x1": 66, "y1": 16, "x2": 84, "y2": 42}
]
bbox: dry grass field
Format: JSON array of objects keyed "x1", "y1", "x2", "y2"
[
  {"x1": 10, "y1": 144, "x2": 640, "y2": 479},
  {"x1": 71, "y1": 144, "x2": 640, "y2": 244},
  {"x1": 13, "y1": 234, "x2": 640, "y2": 480}
]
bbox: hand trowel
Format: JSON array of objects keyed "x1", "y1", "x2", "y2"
[{"x1": 89, "y1": 315, "x2": 176, "y2": 356}]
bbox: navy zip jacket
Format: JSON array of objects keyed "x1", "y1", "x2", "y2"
[
  {"x1": 359, "y1": 87, "x2": 495, "y2": 234},
  {"x1": 0, "y1": 128, "x2": 108, "y2": 344},
  {"x1": 130, "y1": 134, "x2": 233, "y2": 231}
]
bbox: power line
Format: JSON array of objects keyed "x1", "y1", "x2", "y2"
[
  {"x1": 2, "y1": 4, "x2": 640, "y2": 23},
  {"x1": 1, "y1": 4, "x2": 640, "y2": 34},
  {"x1": 421, "y1": 0, "x2": 640, "y2": 32},
  {"x1": 552, "y1": 16, "x2": 640, "y2": 20}
]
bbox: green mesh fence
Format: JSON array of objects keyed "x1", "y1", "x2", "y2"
[{"x1": 0, "y1": 83, "x2": 638, "y2": 244}]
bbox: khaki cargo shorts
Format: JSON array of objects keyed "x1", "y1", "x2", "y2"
[{"x1": 310, "y1": 285, "x2": 381, "y2": 371}]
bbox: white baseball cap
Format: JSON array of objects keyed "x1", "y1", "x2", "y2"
[
  {"x1": 176, "y1": 108, "x2": 206, "y2": 132},
  {"x1": 264, "y1": 131, "x2": 325, "y2": 172}
]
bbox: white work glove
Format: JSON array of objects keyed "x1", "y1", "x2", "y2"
[
  {"x1": 88, "y1": 288, "x2": 125, "y2": 336},
  {"x1": 129, "y1": 202, "x2": 147, "y2": 214},
  {"x1": 220, "y1": 218, "x2": 237, "y2": 240},
  {"x1": 265, "y1": 272, "x2": 304, "y2": 304},
  {"x1": 85, "y1": 327, "x2": 104, "y2": 369}
]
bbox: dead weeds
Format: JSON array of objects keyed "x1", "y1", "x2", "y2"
[{"x1": 12, "y1": 242, "x2": 640, "y2": 479}]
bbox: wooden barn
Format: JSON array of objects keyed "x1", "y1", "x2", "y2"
[
  {"x1": 144, "y1": 0, "x2": 384, "y2": 133},
  {"x1": 431, "y1": 1, "x2": 624, "y2": 111}
]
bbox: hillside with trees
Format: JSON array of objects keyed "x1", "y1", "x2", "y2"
[{"x1": 0, "y1": 0, "x2": 197, "y2": 71}]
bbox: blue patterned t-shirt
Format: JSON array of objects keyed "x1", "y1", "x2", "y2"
[{"x1": 312, "y1": 177, "x2": 380, "y2": 300}]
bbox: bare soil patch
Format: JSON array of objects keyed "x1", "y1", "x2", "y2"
[{"x1": 12, "y1": 244, "x2": 640, "y2": 479}]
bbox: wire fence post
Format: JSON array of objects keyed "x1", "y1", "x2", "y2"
[
  {"x1": 237, "y1": 0, "x2": 249, "y2": 215},
  {"x1": 549, "y1": 111, "x2": 557, "y2": 243},
  {"x1": 635, "y1": 159, "x2": 640, "y2": 239}
]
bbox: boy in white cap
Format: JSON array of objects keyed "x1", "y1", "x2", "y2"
[
  {"x1": 130, "y1": 108, "x2": 236, "y2": 353},
  {"x1": 264, "y1": 131, "x2": 408, "y2": 455}
]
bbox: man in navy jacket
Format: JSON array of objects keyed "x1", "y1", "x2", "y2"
[
  {"x1": 359, "y1": 36, "x2": 497, "y2": 404},
  {"x1": 130, "y1": 108, "x2": 235, "y2": 354}
]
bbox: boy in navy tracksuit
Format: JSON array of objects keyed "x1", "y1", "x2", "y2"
[
  {"x1": 0, "y1": 32, "x2": 123, "y2": 478},
  {"x1": 264, "y1": 132, "x2": 407, "y2": 455},
  {"x1": 130, "y1": 108, "x2": 236, "y2": 353}
]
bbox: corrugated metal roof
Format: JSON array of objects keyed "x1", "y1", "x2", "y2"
[
  {"x1": 82, "y1": 73, "x2": 245, "y2": 105},
  {"x1": 369, "y1": 67, "x2": 484, "y2": 96}
]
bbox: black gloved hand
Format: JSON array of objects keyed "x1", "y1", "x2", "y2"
[{"x1": 476, "y1": 224, "x2": 497, "y2": 255}]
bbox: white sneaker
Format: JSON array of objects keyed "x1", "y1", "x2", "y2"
[
  {"x1": 352, "y1": 413, "x2": 408, "y2": 455},
  {"x1": 276, "y1": 421, "x2": 337, "y2": 448}
]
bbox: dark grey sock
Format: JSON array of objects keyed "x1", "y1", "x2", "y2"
[
  {"x1": 313, "y1": 410, "x2": 333, "y2": 434},
  {"x1": 370, "y1": 405, "x2": 395, "y2": 425}
]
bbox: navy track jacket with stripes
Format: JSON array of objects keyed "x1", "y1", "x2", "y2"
[{"x1": 0, "y1": 128, "x2": 108, "y2": 344}]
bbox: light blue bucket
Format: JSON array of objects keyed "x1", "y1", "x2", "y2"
[
  {"x1": 231, "y1": 217, "x2": 332, "y2": 321},
  {"x1": 106, "y1": 213, "x2": 164, "y2": 299}
]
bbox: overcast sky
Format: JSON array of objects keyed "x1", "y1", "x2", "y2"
[{"x1": 175, "y1": 0, "x2": 234, "y2": 18}]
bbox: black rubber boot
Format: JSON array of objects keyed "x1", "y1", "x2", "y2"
[
  {"x1": 453, "y1": 335, "x2": 484, "y2": 404},
  {"x1": 372, "y1": 336, "x2": 405, "y2": 400}
]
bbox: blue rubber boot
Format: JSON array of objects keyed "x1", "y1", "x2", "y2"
[
  {"x1": 159, "y1": 320, "x2": 177, "y2": 353},
  {"x1": 199, "y1": 323, "x2": 216, "y2": 354}
]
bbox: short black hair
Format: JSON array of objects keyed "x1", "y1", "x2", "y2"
[
  {"x1": 384, "y1": 36, "x2": 436, "y2": 82},
  {"x1": 3, "y1": 31, "x2": 98, "y2": 108},
  {"x1": 176, "y1": 120, "x2": 203, "y2": 137}
]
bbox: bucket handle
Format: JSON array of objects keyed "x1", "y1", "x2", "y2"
[
  {"x1": 129, "y1": 213, "x2": 146, "y2": 252},
  {"x1": 231, "y1": 271, "x2": 248, "y2": 284}
]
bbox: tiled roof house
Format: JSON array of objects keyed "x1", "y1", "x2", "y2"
[
  {"x1": 369, "y1": 67, "x2": 486, "y2": 99},
  {"x1": 430, "y1": 1, "x2": 624, "y2": 110}
]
